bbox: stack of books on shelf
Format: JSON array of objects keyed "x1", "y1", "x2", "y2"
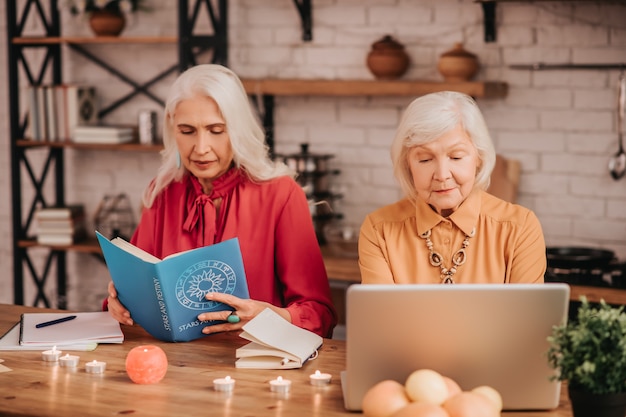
[
  {"x1": 25, "y1": 84, "x2": 98, "y2": 142},
  {"x1": 72, "y1": 125, "x2": 137, "y2": 144},
  {"x1": 35, "y1": 205, "x2": 87, "y2": 246}
]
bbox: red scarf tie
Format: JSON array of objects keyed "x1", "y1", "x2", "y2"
[{"x1": 182, "y1": 168, "x2": 242, "y2": 246}]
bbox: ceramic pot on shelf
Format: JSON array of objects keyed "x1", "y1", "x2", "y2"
[
  {"x1": 437, "y1": 43, "x2": 479, "y2": 82},
  {"x1": 89, "y1": 9, "x2": 126, "y2": 37},
  {"x1": 366, "y1": 35, "x2": 410, "y2": 80}
]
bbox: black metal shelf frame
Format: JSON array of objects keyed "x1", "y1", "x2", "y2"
[
  {"x1": 292, "y1": 0, "x2": 312, "y2": 41},
  {"x1": 6, "y1": 0, "x2": 229, "y2": 309},
  {"x1": 67, "y1": 43, "x2": 173, "y2": 115},
  {"x1": 7, "y1": 0, "x2": 67, "y2": 308},
  {"x1": 476, "y1": 0, "x2": 626, "y2": 43}
]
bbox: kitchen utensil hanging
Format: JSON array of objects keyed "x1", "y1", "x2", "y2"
[{"x1": 609, "y1": 71, "x2": 626, "y2": 180}]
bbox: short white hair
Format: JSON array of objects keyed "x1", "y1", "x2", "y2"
[{"x1": 390, "y1": 91, "x2": 496, "y2": 202}]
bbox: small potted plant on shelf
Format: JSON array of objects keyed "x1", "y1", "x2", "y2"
[
  {"x1": 547, "y1": 296, "x2": 626, "y2": 417},
  {"x1": 66, "y1": 0, "x2": 148, "y2": 37}
]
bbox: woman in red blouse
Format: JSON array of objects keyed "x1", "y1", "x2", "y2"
[{"x1": 106, "y1": 64, "x2": 337, "y2": 338}]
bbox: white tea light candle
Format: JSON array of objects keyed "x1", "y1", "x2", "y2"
[
  {"x1": 269, "y1": 376, "x2": 292, "y2": 393},
  {"x1": 41, "y1": 346, "x2": 62, "y2": 362},
  {"x1": 59, "y1": 354, "x2": 79, "y2": 368},
  {"x1": 85, "y1": 359, "x2": 106, "y2": 374},
  {"x1": 309, "y1": 370, "x2": 332, "y2": 386},
  {"x1": 213, "y1": 375, "x2": 235, "y2": 392}
]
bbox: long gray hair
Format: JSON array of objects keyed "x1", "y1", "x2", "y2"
[
  {"x1": 142, "y1": 64, "x2": 293, "y2": 207},
  {"x1": 390, "y1": 91, "x2": 496, "y2": 202}
]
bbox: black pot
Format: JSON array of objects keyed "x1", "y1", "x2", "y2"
[
  {"x1": 547, "y1": 247, "x2": 615, "y2": 270},
  {"x1": 279, "y1": 143, "x2": 334, "y2": 174},
  {"x1": 569, "y1": 386, "x2": 626, "y2": 417}
]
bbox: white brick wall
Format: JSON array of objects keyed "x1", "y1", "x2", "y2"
[{"x1": 2, "y1": 0, "x2": 626, "y2": 308}]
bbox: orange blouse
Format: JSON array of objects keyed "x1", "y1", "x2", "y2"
[{"x1": 358, "y1": 190, "x2": 546, "y2": 284}]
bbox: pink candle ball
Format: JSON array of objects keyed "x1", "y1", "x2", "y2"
[{"x1": 125, "y1": 345, "x2": 168, "y2": 384}]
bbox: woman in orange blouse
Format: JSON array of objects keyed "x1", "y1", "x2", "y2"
[{"x1": 359, "y1": 91, "x2": 546, "y2": 284}]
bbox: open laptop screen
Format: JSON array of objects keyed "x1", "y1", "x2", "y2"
[{"x1": 342, "y1": 283, "x2": 570, "y2": 411}]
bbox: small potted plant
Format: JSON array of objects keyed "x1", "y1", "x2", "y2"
[
  {"x1": 547, "y1": 296, "x2": 626, "y2": 417},
  {"x1": 66, "y1": 0, "x2": 148, "y2": 36}
]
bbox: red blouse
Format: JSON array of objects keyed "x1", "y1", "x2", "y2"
[{"x1": 130, "y1": 169, "x2": 337, "y2": 337}]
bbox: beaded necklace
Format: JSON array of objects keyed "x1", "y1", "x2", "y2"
[{"x1": 419, "y1": 227, "x2": 476, "y2": 284}]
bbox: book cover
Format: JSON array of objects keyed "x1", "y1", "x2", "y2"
[
  {"x1": 36, "y1": 85, "x2": 48, "y2": 141},
  {"x1": 235, "y1": 308, "x2": 323, "y2": 369},
  {"x1": 95, "y1": 231, "x2": 250, "y2": 342},
  {"x1": 66, "y1": 85, "x2": 97, "y2": 138},
  {"x1": 37, "y1": 224, "x2": 85, "y2": 235},
  {"x1": 36, "y1": 218, "x2": 83, "y2": 230},
  {"x1": 35, "y1": 204, "x2": 85, "y2": 221},
  {"x1": 73, "y1": 125, "x2": 136, "y2": 144},
  {"x1": 45, "y1": 85, "x2": 58, "y2": 141},
  {"x1": 54, "y1": 85, "x2": 69, "y2": 140},
  {"x1": 74, "y1": 125, "x2": 134, "y2": 135},
  {"x1": 26, "y1": 85, "x2": 41, "y2": 140},
  {"x1": 37, "y1": 233, "x2": 84, "y2": 246},
  {"x1": 72, "y1": 135, "x2": 135, "y2": 144}
]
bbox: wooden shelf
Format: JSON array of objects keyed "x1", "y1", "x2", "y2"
[
  {"x1": 241, "y1": 79, "x2": 508, "y2": 99},
  {"x1": 12, "y1": 38, "x2": 507, "y2": 99},
  {"x1": 16, "y1": 139, "x2": 163, "y2": 152},
  {"x1": 18, "y1": 238, "x2": 102, "y2": 255},
  {"x1": 12, "y1": 36, "x2": 177, "y2": 45}
]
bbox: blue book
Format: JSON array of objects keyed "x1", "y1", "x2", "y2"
[{"x1": 95, "y1": 231, "x2": 249, "y2": 342}]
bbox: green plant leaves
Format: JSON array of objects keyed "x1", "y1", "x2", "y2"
[{"x1": 547, "y1": 297, "x2": 626, "y2": 395}]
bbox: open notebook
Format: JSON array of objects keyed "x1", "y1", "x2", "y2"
[
  {"x1": 235, "y1": 308, "x2": 322, "y2": 369},
  {"x1": 19, "y1": 311, "x2": 123, "y2": 347},
  {"x1": 341, "y1": 283, "x2": 570, "y2": 411},
  {"x1": 0, "y1": 324, "x2": 97, "y2": 351}
]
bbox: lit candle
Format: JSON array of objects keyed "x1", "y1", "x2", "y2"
[
  {"x1": 85, "y1": 359, "x2": 107, "y2": 374},
  {"x1": 125, "y1": 345, "x2": 168, "y2": 384},
  {"x1": 309, "y1": 370, "x2": 332, "y2": 386},
  {"x1": 41, "y1": 346, "x2": 62, "y2": 362},
  {"x1": 59, "y1": 353, "x2": 79, "y2": 368},
  {"x1": 269, "y1": 376, "x2": 292, "y2": 393},
  {"x1": 213, "y1": 375, "x2": 235, "y2": 392}
]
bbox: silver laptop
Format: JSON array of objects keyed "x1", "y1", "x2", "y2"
[{"x1": 341, "y1": 283, "x2": 570, "y2": 411}]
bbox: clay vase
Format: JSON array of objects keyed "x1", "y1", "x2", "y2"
[
  {"x1": 89, "y1": 9, "x2": 126, "y2": 37},
  {"x1": 366, "y1": 35, "x2": 410, "y2": 80},
  {"x1": 437, "y1": 43, "x2": 479, "y2": 82}
]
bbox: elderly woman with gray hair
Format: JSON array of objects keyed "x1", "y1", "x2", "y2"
[
  {"x1": 359, "y1": 91, "x2": 546, "y2": 284},
  {"x1": 106, "y1": 64, "x2": 337, "y2": 338}
]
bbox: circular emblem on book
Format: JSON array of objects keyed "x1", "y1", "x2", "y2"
[{"x1": 175, "y1": 260, "x2": 237, "y2": 310}]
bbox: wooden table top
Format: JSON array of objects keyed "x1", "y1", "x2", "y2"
[{"x1": 0, "y1": 304, "x2": 572, "y2": 417}]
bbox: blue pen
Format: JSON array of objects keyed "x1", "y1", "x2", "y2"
[{"x1": 35, "y1": 315, "x2": 78, "y2": 329}]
